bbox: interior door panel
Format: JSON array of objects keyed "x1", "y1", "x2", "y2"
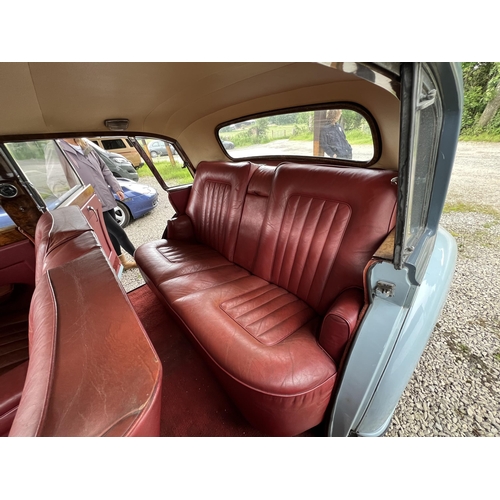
[{"x1": 61, "y1": 185, "x2": 120, "y2": 273}]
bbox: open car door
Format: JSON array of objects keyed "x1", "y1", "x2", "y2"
[
  {"x1": 0, "y1": 139, "x2": 120, "y2": 272},
  {"x1": 1, "y1": 140, "x2": 125, "y2": 435}
]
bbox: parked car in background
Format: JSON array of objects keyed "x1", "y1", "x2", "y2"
[
  {"x1": 0, "y1": 206, "x2": 14, "y2": 229},
  {"x1": 147, "y1": 139, "x2": 178, "y2": 158},
  {"x1": 88, "y1": 141, "x2": 139, "y2": 181},
  {"x1": 113, "y1": 178, "x2": 158, "y2": 228},
  {"x1": 88, "y1": 136, "x2": 144, "y2": 168},
  {"x1": 221, "y1": 139, "x2": 234, "y2": 150}
]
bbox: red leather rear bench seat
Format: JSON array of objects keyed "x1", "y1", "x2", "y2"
[
  {"x1": 9, "y1": 207, "x2": 162, "y2": 437},
  {"x1": 136, "y1": 161, "x2": 397, "y2": 436}
]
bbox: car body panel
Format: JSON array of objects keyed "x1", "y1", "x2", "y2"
[
  {"x1": 114, "y1": 178, "x2": 158, "y2": 224},
  {"x1": 329, "y1": 227, "x2": 457, "y2": 436},
  {"x1": 356, "y1": 230, "x2": 458, "y2": 436}
]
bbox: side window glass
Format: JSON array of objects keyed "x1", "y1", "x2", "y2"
[
  {"x1": 218, "y1": 108, "x2": 374, "y2": 162},
  {"x1": 401, "y1": 65, "x2": 443, "y2": 259},
  {"x1": 139, "y1": 137, "x2": 192, "y2": 187},
  {"x1": 5, "y1": 140, "x2": 83, "y2": 210}
]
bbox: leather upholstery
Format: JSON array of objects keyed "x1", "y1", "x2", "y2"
[
  {"x1": 0, "y1": 239, "x2": 36, "y2": 289},
  {"x1": 136, "y1": 161, "x2": 397, "y2": 436},
  {"x1": 165, "y1": 214, "x2": 196, "y2": 241},
  {"x1": 0, "y1": 240, "x2": 35, "y2": 434},
  {"x1": 233, "y1": 165, "x2": 275, "y2": 270},
  {"x1": 167, "y1": 184, "x2": 192, "y2": 217},
  {"x1": 0, "y1": 361, "x2": 28, "y2": 437},
  {"x1": 34, "y1": 206, "x2": 100, "y2": 284},
  {"x1": 252, "y1": 164, "x2": 397, "y2": 314},
  {"x1": 186, "y1": 161, "x2": 258, "y2": 261},
  {"x1": 9, "y1": 207, "x2": 162, "y2": 437},
  {"x1": 319, "y1": 288, "x2": 365, "y2": 364}
]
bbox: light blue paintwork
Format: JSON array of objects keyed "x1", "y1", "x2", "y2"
[{"x1": 328, "y1": 227, "x2": 457, "y2": 436}]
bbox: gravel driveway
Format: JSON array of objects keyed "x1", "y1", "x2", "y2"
[
  {"x1": 120, "y1": 142, "x2": 500, "y2": 437},
  {"x1": 386, "y1": 142, "x2": 500, "y2": 437}
]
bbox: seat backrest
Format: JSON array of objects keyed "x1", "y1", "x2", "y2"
[
  {"x1": 233, "y1": 165, "x2": 275, "y2": 270},
  {"x1": 10, "y1": 207, "x2": 162, "y2": 436},
  {"x1": 34, "y1": 205, "x2": 99, "y2": 284},
  {"x1": 186, "y1": 161, "x2": 258, "y2": 261},
  {"x1": 252, "y1": 163, "x2": 397, "y2": 315}
]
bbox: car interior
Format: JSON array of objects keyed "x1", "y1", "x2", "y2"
[{"x1": 0, "y1": 62, "x2": 454, "y2": 436}]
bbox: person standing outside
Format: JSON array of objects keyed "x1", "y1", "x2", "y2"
[
  {"x1": 56, "y1": 138, "x2": 138, "y2": 270},
  {"x1": 319, "y1": 109, "x2": 353, "y2": 160}
]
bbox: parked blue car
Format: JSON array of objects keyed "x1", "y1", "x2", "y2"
[{"x1": 113, "y1": 178, "x2": 158, "y2": 228}]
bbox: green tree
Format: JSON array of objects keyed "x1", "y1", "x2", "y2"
[
  {"x1": 477, "y1": 63, "x2": 500, "y2": 129},
  {"x1": 341, "y1": 110, "x2": 364, "y2": 131},
  {"x1": 461, "y1": 62, "x2": 500, "y2": 134},
  {"x1": 254, "y1": 117, "x2": 269, "y2": 141},
  {"x1": 273, "y1": 113, "x2": 298, "y2": 125}
]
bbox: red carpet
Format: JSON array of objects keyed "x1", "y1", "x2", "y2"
[{"x1": 128, "y1": 285, "x2": 268, "y2": 436}]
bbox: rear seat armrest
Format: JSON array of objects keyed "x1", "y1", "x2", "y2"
[
  {"x1": 319, "y1": 288, "x2": 364, "y2": 364},
  {"x1": 168, "y1": 185, "x2": 192, "y2": 216},
  {"x1": 164, "y1": 214, "x2": 196, "y2": 241}
]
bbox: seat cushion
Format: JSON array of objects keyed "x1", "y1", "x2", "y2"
[
  {"x1": 170, "y1": 275, "x2": 336, "y2": 436},
  {"x1": 136, "y1": 239, "x2": 251, "y2": 304}
]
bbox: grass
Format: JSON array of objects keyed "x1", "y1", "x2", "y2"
[
  {"x1": 459, "y1": 132, "x2": 500, "y2": 142},
  {"x1": 443, "y1": 201, "x2": 500, "y2": 218},
  {"x1": 447, "y1": 229, "x2": 460, "y2": 238},
  {"x1": 222, "y1": 124, "x2": 373, "y2": 146},
  {"x1": 443, "y1": 202, "x2": 500, "y2": 250},
  {"x1": 138, "y1": 158, "x2": 193, "y2": 186},
  {"x1": 458, "y1": 343, "x2": 470, "y2": 354},
  {"x1": 289, "y1": 131, "x2": 313, "y2": 141},
  {"x1": 345, "y1": 130, "x2": 373, "y2": 145}
]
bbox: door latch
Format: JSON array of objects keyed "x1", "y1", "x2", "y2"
[{"x1": 374, "y1": 281, "x2": 396, "y2": 298}]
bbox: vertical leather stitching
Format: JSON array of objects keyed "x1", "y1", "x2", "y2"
[
  {"x1": 294, "y1": 198, "x2": 327, "y2": 297},
  {"x1": 282, "y1": 196, "x2": 313, "y2": 291}
]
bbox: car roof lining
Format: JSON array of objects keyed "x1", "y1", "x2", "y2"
[{"x1": 0, "y1": 62, "x2": 401, "y2": 170}]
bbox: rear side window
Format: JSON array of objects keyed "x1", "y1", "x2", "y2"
[
  {"x1": 5, "y1": 140, "x2": 83, "y2": 209},
  {"x1": 218, "y1": 108, "x2": 375, "y2": 162}
]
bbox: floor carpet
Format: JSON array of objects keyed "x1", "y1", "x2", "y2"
[{"x1": 128, "y1": 284, "x2": 269, "y2": 437}]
